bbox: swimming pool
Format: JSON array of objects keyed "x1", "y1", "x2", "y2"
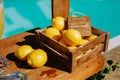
[{"x1": 3, "y1": 0, "x2": 120, "y2": 39}]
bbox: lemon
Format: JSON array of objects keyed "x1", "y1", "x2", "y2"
[
  {"x1": 43, "y1": 27, "x2": 60, "y2": 40},
  {"x1": 62, "y1": 29, "x2": 82, "y2": 46},
  {"x1": 67, "y1": 46, "x2": 77, "y2": 50},
  {"x1": 80, "y1": 39, "x2": 89, "y2": 45},
  {"x1": 59, "y1": 38, "x2": 68, "y2": 46},
  {"x1": 86, "y1": 34, "x2": 98, "y2": 41},
  {"x1": 52, "y1": 16, "x2": 65, "y2": 31},
  {"x1": 15, "y1": 45, "x2": 34, "y2": 61},
  {"x1": 27, "y1": 49, "x2": 48, "y2": 68}
]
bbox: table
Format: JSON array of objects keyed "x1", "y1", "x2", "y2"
[{"x1": 0, "y1": 29, "x2": 105, "y2": 80}]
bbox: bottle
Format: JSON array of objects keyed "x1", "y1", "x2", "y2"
[
  {"x1": 0, "y1": 72, "x2": 27, "y2": 80},
  {"x1": 0, "y1": 0, "x2": 4, "y2": 39}
]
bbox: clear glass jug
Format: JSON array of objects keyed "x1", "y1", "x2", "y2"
[{"x1": 0, "y1": 0, "x2": 4, "y2": 39}]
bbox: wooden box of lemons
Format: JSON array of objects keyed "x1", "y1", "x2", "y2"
[{"x1": 43, "y1": 16, "x2": 98, "y2": 51}]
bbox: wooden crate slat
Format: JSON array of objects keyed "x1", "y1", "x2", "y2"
[
  {"x1": 92, "y1": 27, "x2": 105, "y2": 35},
  {"x1": 73, "y1": 33, "x2": 106, "y2": 58},
  {"x1": 52, "y1": 0, "x2": 69, "y2": 18},
  {"x1": 104, "y1": 32, "x2": 110, "y2": 51},
  {"x1": 76, "y1": 44, "x2": 104, "y2": 66}
]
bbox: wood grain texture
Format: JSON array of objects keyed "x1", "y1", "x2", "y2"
[
  {"x1": 0, "y1": 29, "x2": 105, "y2": 80},
  {"x1": 68, "y1": 16, "x2": 92, "y2": 36},
  {"x1": 52, "y1": 0, "x2": 69, "y2": 18}
]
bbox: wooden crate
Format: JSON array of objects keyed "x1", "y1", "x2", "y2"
[
  {"x1": 35, "y1": 0, "x2": 109, "y2": 73},
  {"x1": 35, "y1": 27, "x2": 109, "y2": 73}
]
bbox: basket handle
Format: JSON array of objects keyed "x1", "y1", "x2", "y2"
[
  {"x1": 52, "y1": 0, "x2": 70, "y2": 18},
  {"x1": 71, "y1": 11, "x2": 86, "y2": 17}
]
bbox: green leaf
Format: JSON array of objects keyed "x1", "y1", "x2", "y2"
[
  {"x1": 103, "y1": 67, "x2": 111, "y2": 74},
  {"x1": 107, "y1": 60, "x2": 113, "y2": 65},
  {"x1": 98, "y1": 70, "x2": 104, "y2": 75},
  {"x1": 112, "y1": 65, "x2": 116, "y2": 71},
  {"x1": 87, "y1": 60, "x2": 120, "y2": 80},
  {"x1": 112, "y1": 63, "x2": 120, "y2": 71},
  {"x1": 115, "y1": 63, "x2": 120, "y2": 68}
]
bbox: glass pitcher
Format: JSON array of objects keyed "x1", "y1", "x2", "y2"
[{"x1": 0, "y1": 0, "x2": 4, "y2": 39}]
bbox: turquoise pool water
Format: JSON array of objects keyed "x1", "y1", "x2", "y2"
[{"x1": 3, "y1": 0, "x2": 120, "y2": 38}]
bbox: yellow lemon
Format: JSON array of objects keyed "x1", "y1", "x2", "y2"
[
  {"x1": 15, "y1": 45, "x2": 34, "y2": 61},
  {"x1": 27, "y1": 49, "x2": 48, "y2": 68},
  {"x1": 58, "y1": 38, "x2": 68, "y2": 47},
  {"x1": 80, "y1": 39, "x2": 89, "y2": 45},
  {"x1": 67, "y1": 46, "x2": 77, "y2": 50},
  {"x1": 43, "y1": 27, "x2": 60, "y2": 40},
  {"x1": 52, "y1": 16, "x2": 65, "y2": 31},
  {"x1": 62, "y1": 29, "x2": 82, "y2": 46},
  {"x1": 86, "y1": 34, "x2": 98, "y2": 41}
]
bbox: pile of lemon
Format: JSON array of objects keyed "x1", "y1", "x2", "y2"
[
  {"x1": 15, "y1": 45, "x2": 47, "y2": 68},
  {"x1": 43, "y1": 16, "x2": 98, "y2": 50}
]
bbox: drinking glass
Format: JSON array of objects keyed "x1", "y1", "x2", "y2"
[{"x1": 0, "y1": 0, "x2": 4, "y2": 39}]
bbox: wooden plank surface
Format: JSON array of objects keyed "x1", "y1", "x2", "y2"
[
  {"x1": 0, "y1": 29, "x2": 105, "y2": 80},
  {"x1": 52, "y1": 0, "x2": 69, "y2": 18}
]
